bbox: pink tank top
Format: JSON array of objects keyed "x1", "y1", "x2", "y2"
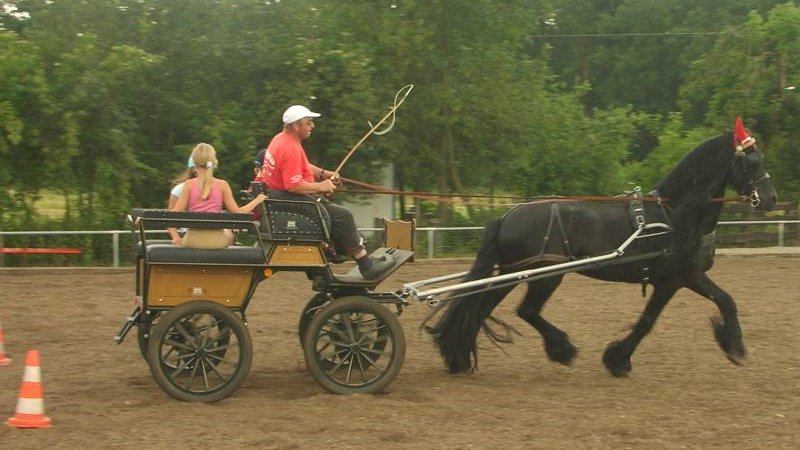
[{"x1": 187, "y1": 179, "x2": 224, "y2": 212}]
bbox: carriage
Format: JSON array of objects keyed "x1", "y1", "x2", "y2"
[
  {"x1": 115, "y1": 186, "x2": 415, "y2": 402},
  {"x1": 117, "y1": 118, "x2": 776, "y2": 401}
]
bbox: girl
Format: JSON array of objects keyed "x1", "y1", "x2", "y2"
[{"x1": 172, "y1": 143, "x2": 267, "y2": 249}]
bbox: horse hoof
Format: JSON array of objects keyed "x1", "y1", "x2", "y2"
[
  {"x1": 710, "y1": 317, "x2": 747, "y2": 365},
  {"x1": 545, "y1": 341, "x2": 578, "y2": 366},
  {"x1": 608, "y1": 367, "x2": 630, "y2": 378},
  {"x1": 724, "y1": 344, "x2": 747, "y2": 366},
  {"x1": 603, "y1": 341, "x2": 631, "y2": 377},
  {"x1": 603, "y1": 355, "x2": 631, "y2": 377},
  {"x1": 725, "y1": 353, "x2": 746, "y2": 366}
]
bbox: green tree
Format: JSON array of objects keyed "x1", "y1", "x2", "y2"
[
  {"x1": 622, "y1": 113, "x2": 713, "y2": 192},
  {"x1": 0, "y1": 31, "x2": 53, "y2": 229},
  {"x1": 679, "y1": 3, "x2": 800, "y2": 201},
  {"x1": 46, "y1": 36, "x2": 162, "y2": 227}
]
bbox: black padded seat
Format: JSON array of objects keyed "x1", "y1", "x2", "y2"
[
  {"x1": 145, "y1": 244, "x2": 265, "y2": 265},
  {"x1": 135, "y1": 240, "x2": 172, "y2": 257},
  {"x1": 263, "y1": 191, "x2": 331, "y2": 241}
]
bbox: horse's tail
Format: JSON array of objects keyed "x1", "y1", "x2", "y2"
[
  {"x1": 464, "y1": 217, "x2": 502, "y2": 282},
  {"x1": 425, "y1": 217, "x2": 509, "y2": 373}
]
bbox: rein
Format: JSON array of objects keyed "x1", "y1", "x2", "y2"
[{"x1": 338, "y1": 175, "x2": 752, "y2": 207}]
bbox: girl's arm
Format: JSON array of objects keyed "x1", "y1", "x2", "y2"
[{"x1": 221, "y1": 180, "x2": 266, "y2": 213}]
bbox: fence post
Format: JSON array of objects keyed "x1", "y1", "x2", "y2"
[
  {"x1": 112, "y1": 232, "x2": 119, "y2": 268},
  {"x1": 778, "y1": 222, "x2": 784, "y2": 248},
  {"x1": 427, "y1": 229, "x2": 435, "y2": 259}
]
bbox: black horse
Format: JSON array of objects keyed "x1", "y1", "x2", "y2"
[{"x1": 426, "y1": 119, "x2": 777, "y2": 377}]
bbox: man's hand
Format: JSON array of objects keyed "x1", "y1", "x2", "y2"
[{"x1": 317, "y1": 179, "x2": 337, "y2": 194}]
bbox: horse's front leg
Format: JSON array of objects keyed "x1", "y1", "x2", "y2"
[
  {"x1": 516, "y1": 275, "x2": 577, "y2": 366},
  {"x1": 686, "y1": 273, "x2": 746, "y2": 365},
  {"x1": 603, "y1": 283, "x2": 679, "y2": 377}
]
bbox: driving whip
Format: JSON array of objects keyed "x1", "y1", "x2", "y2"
[{"x1": 333, "y1": 84, "x2": 414, "y2": 175}]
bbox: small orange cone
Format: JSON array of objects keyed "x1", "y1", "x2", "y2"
[
  {"x1": 0, "y1": 319, "x2": 10, "y2": 366},
  {"x1": 6, "y1": 350, "x2": 51, "y2": 428}
]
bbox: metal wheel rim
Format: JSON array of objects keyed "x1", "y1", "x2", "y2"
[
  {"x1": 156, "y1": 311, "x2": 241, "y2": 395},
  {"x1": 311, "y1": 309, "x2": 396, "y2": 388}
]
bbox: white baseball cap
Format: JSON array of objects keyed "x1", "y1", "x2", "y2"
[{"x1": 282, "y1": 105, "x2": 321, "y2": 125}]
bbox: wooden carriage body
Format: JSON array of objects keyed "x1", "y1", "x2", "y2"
[
  {"x1": 130, "y1": 193, "x2": 415, "y2": 312},
  {"x1": 120, "y1": 193, "x2": 414, "y2": 402}
]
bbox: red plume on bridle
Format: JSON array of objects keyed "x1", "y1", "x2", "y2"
[{"x1": 734, "y1": 116, "x2": 756, "y2": 153}]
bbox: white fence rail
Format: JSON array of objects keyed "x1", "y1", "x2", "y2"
[{"x1": 1, "y1": 220, "x2": 798, "y2": 267}]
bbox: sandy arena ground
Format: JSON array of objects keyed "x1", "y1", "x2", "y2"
[{"x1": 0, "y1": 254, "x2": 798, "y2": 449}]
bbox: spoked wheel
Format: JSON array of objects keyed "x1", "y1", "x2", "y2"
[
  {"x1": 300, "y1": 294, "x2": 389, "y2": 357},
  {"x1": 146, "y1": 301, "x2": 252, "y2": 402},
  {"x1": 303, "y1": 296, "x2": 405, "y2": 394},
  {"x1": 139, "y1": 309, "x2": 232, "y2": 374},
  {"x1": 298, "y1": 293, "x2": 329, "y2": 349},
  {"x1": 136, "y1": 309, "x2": 160, "y2": 361}
]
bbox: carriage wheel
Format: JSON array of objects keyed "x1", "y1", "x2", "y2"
[
  {"x1": 298, "y1": 293, "x2": 329, "y2": 349},
  {"x1": 303, "y1": 296, "x2": 405, "y2": 394},
  {"x1": 136, "y1": 310, "x2": 160, "y2": 361},
  {"x1": 299, "y1": 294, "x2": 389, "y2": 356},
  {"x1": 298, "y1": 293, "x2": 386, "y2": 370},
  {"x1": 146, "y1": 301, "x2": 252, "y2": 402},
  {"x1": 138, "y1": 309, "x2": 232, "y2": 373}
]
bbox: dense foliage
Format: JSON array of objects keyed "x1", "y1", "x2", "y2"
[{"x1": 1, "y1": 0, "x2": 798, "y2": 233}]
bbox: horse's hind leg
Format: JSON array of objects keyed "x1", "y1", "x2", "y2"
[
  {"x1": 516, "y1": 275, "x2": 577, "y2": 366},
  {"x1": 686, "y1": 273, "x2": 746, "y2": 365},
  {"x1": 603, "y1": 283, "x2": 679, "y2": 377}
]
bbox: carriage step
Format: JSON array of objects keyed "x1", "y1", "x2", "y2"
[
  {"x1": 114, "y1": 307, "x2": 142, "y2": 344},
  {"x1": 329, "y1": 247, "x2": 414, "y2": 286}
]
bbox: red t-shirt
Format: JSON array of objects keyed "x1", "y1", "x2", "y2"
[{"x1": 262, "y1": 131, "x2": 314, "y2": 191}]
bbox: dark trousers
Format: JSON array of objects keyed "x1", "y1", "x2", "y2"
[{"x1": 319, "y1": 198, "x2": 364, "y2": 257}]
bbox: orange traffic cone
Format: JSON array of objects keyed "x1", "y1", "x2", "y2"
[
  {"x1": 0, "y1": 319, "x2": 10, "y2": 366},
  {"x1": 6, "y1": 350, "x2": 51, "y2": 428}
]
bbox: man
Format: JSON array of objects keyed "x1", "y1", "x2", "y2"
[{"x1": 260, "y1": 105, "x2": 394, "y2": 279}]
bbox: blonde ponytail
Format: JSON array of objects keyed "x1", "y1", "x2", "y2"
[{"x1": 189, "y1": 143, "x2": 219, "y2": 200}]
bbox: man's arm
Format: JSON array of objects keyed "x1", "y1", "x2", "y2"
[
  {"x1": 287, "y1": 178, "x2": 336, "y2": 195},
  {"x1": 309, "y1": 163, "x2": 324, "y2": 180},
  {"x1": 309, "y1": 163, "x2": 340, "y2": 183}
]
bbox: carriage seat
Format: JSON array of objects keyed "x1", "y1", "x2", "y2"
[
  {"x1": 145, "y1": 243, "x2": 265, "y2": 265},
  {"x1": 260, "y1": 190, "x2": 331, "y2": 242},
  {"x1": 130, "y1": 209, "x2": 266, "y2": 265},
  {"x1": 135, "y1": 239, "x2": 172, "y2": 258}
]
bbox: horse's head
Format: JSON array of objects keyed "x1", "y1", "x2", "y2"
[{"x1": 728, "y1": 117, "x2": 777, "y2": 211}]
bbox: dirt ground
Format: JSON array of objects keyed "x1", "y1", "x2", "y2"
[{"x1": 0, "y1": 254, "x2": 798, "y2": 450}]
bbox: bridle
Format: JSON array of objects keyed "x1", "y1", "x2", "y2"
[
  {"x1": 746, "y1": 171, "x2": 770, "y2": 208},
  {"x1": 733, "y1": 146, "x2": 770, "y2": 208}
]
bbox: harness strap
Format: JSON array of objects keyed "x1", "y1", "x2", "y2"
[
  {"x1": 628, "y1": 187, "x2": 646, "y2": 229},
  {"x1": 501, "y1": 253, "x2": 570, "y2": 272},
  {"x1": 500, "y1": 202, "x2": 576, "y2": 271}
]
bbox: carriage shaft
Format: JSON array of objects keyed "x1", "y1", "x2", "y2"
[{"x1": 403, "y1": 224, "x2": 656, "y2": 302}]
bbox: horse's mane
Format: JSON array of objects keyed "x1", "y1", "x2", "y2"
[
  {"x1": 654, "y1": 132, "x2": 734, "y2": 267},
  {"x1": 655, "y1": 132, "x2": 733, "y2": 201}
]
